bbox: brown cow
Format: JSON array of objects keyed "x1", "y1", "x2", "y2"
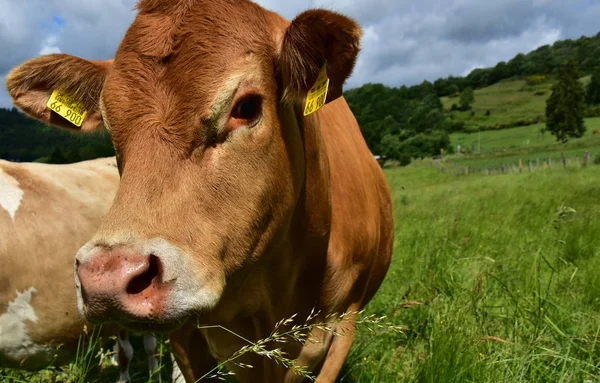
[
  {"x1": 5, "y1": 1, "x2": 394, "y2": 382},
  {"x1": 0, "y1": 158, "x2": 160, "y2": 382}
]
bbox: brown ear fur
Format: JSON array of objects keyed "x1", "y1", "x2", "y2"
[
  {"x1": 278, "y1": 9, "x2": 361, "y2": 104},
  {"x1": 5, "y1": 54, "x2": 111, "y2": 132}
]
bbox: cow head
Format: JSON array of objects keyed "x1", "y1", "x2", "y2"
[{"x1": 6, "y1": 0, "x2": 361, "y2": 332}]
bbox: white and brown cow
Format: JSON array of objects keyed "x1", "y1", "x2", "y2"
[
  {"x1": 6, "y1": 0, "x2": 394, "y2": 382},
  {"x1": 0, "y1": 158, "x2": 159, "y2": 382}
]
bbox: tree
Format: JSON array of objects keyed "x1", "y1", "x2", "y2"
[
  {"x1": 48, "y1": 147, "x2": 69, "y2": 164},
  {"x1": 0, "y1": 107, "x2": 114, "y2": 162},
  {"x1": 545, "y1": 60, "x2": 586, "y2": 143},
  {"x1": 65, "y1": 148, "x2": 82, "y2": 163},
  {"x1": 586, "y1": 70, "x2": 600, "y2": 105},
  {"x1": 379, "y1": 134, "x2": 411, "y2": 166},
  {"x1": 459, "y1": 87, "x2": 475, "y2": 111},
  {"x1": 490, "y1": 61, "x2": 509, "y2": 83},
  {"x1": 379, "y1": 134, "x2": 400, "y2": 160},
  {"x1": 507, "y1": 53, "x2": 527, "y2": 76},
  {"x1": 447, "y1": 84, "x2": 460, "y2": 95}
]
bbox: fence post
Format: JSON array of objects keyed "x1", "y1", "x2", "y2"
[
  {"x1": 501, "y1": 164, "x2": 505, "y2": 174},
  {"x1": 528, "y1": 160, "x2": 533, "y2": 172},
  {"x1": 584, "y1": 151, "x2": 590, "y2": 168},
  {"x1": 561, "y1": 152, "x2": 567, "y2": 168},
  {"x1": 519, "y1": 159, "x2": 523, "y2": 173}
]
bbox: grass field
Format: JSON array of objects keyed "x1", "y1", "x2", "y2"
[
  {"x1": 3, "y1": 158, "x2": 600, "y2": 382},
  {"x1": 448, "y1": 117, "x2": 600, "y2": 169},
  {"x1": 340, "y1": 161, "x2": 600, "y2": 382},
  {"x1": 441, "y1": 76, "x2": 590, "y2": 129}
]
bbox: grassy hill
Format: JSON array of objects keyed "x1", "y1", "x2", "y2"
[
  {"x1": 446, "y1": 117, "x2": 600, "y2": 170},
  {"x1": 437, "y1": 74, "x2": 600, "y2": 171},
  {"x1": 441, "y1": 76, "x2": 591, "y2": 131}
]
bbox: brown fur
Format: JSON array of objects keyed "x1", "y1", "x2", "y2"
[
  {"x1": 6, "y1": 56, "x2": 110, "y2": 132},
  {"x1": 5, "y1": 1, "x2": 394, "y2": 381},
  {"x1": 279, "y1": 9, "x2": 362, "y2": 103}
]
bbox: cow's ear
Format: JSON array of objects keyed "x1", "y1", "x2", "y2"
[
  {"x1": 5, "y1": 54, "x2": 111, "y2": 132},
  {"x1": 278, "y1": 9, "x2": 361, "y2": 105}
]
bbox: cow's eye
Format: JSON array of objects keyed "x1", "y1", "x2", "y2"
[{"x1": 229, "y1": 94, "x2": 262, "y2": 130}]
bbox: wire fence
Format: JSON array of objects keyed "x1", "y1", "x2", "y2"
[{"x1": 436, "y1": 151, "x2": 597, "y2": 176}]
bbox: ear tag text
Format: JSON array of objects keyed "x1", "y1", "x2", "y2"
[
  {"x1": 46, "y1": 90, "x2": 88, "y2": 127},
  {"x1": 303, "y1": 64, "x2": 330, "y2": 116}
]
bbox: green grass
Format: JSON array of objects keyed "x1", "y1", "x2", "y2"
[
  {"x1": 3, "y1": 161, "x2": 600, "y2": 382},
  {"x1": 0, "y1": 331, "x2": 174, "y2": 383},
  {"x1": 451, "y1": 117, "x2": 600, "y2": 153},
  {"x1": 341, "y1": 160, "x2": 600, "y2": 382},
  {"x1": 441, "y1": 76, "x2": 590, "y2": 129},
  {"x1": 448, "y1": 117, "x2": 600, "y2": 169}
]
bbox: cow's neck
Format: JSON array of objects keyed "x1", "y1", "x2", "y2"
[
  {"x1": 204, "y1": 102, "x2": 332, "y2": 319},
  {"x1": 195, "y1": 103, "x2": 334, "y2": 377},
  {"x1": 263, "y1": 102, "x2": 333, "y2": 291},
  {"x1": 256, "y1": 102, "x2": 333, "y2": 310}
]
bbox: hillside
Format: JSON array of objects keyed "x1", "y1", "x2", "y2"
[
  {"x1": 448, "y1": 117, "x2": 600, "y2": 169},
  {"x1": 344, "y1": 83, "x2": 453, "y2": 159},
  {"x1": 0, "y1": 107, "x2": 114, "y2": 163},
  {"x1": 432, "y1": 32, "x2": 600, "y2": 96},
  {"x1": 441, "y1": 76, "x2": 591, "y2": 131},
  {"x1": 340, "y1": 30, "x2": 600, "y2": 163}
]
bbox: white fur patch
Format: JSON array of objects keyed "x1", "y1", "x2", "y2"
[
  {"x1": 0, "y1": 287, "x2": 50, "y2": 362},
  {"x1": 0, "y1": 168, "x2": 23, "y2": 220}
]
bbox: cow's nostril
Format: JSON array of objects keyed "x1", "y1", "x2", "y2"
[{"x1": 126, "y1": 254, "x2": 160, "y2": 295}]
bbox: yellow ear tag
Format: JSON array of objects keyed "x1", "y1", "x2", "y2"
[
  {"x1": 46, "y1": 90, "x2": 88, "y2": 127},
  {"x1": 303, "y1": 64, "x2": 330, "y2": 116}
]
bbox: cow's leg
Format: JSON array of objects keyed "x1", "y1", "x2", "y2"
[
  {"x1": 143, "y1": 334, "x2": 159, "y2": 381},
  {"x1": 116, "y1": 330, "x2": 134, "y2": 383},
  {"x1": 311, "y1": 307, "x2": 359, "y2": 383},
  {"x1": 169, "y1": 323, "x2": 220, "y2": 383}
]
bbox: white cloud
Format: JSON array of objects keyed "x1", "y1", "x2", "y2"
[{"x1": 39, "y1": 36, "x2": 61, "y2": 55}]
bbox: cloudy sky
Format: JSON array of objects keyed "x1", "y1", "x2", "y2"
[{"x1": 1, "y1": 0, "x2": 599, "y2": 108}]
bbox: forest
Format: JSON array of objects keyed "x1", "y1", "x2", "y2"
[{"x1": 0, "y1": 107, "x2": 114, "y2": 163}]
